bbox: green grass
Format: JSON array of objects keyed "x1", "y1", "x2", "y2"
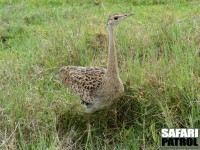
[{"x1": 0, "y1": 0, "x2": 199, "y2": 149}]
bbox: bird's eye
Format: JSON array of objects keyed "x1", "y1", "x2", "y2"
[{"x1": 114, "y1": 17, "x2": 118, "y2": 20}]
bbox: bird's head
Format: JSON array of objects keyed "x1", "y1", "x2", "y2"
[{"x1": 107, "y1": 13, "x2": 133, "y2": 27}]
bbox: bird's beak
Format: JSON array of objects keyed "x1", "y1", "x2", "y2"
[
  {"x1": 125, "y1": 13, "x2": 134, "y2": 18},
  {"x1": 120, "y1": 13, "x2": 133, "y2": 21}
]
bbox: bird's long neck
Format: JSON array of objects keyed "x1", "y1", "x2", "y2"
[{"x1": 106, "y1": 25, "x2": 119, "y2": 79}]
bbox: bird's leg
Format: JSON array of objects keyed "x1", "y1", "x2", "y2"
[
  {"x1": 114, "y1": 107, "x2": 118, "y2": 127},
  {"x1": 87, "y1": 114, "x2": 91, "y2": 130},
  {"x1": 104, "y1": 106, "x2": 110, "y2": 115},
  {"x1": 86, "y1": 114, "x2": 93, "y2": 147}
]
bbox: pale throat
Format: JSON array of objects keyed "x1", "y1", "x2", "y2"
[{"x1": 106, "y1": 25, "x2": 119, "y2": 78}]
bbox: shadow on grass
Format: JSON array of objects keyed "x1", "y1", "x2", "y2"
[{"x1": 54, "y1": 83, "x2": 142, "y2": 147}]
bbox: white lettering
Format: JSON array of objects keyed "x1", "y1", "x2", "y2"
[
  {"x1": 180, "y1": 129, "x2": 187, "y2": 137},
  {"x1": 169, "y1": 129, "x2": 176, "y2": 137},
  {"x1": 162, "y1": 128, "x2": 199, "y2": 138},
  {"x1": 195, "y1": 129, "x2": 199, "y2": 138},
  {"x1": 176, "y1": 129, "x2": 181, "y2": 137},
  {"x1": 162, "y1": 129, "x2": 168, "y2": 137},
  {"x1": 187, "y1": 129, "x2": 194, "y2": 137}
]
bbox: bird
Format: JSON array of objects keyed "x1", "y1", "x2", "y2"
[{"x1": 59, "y1": 13, "x2": 133, "y2": 113}]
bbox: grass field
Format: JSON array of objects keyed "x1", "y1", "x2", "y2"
[{"x1": 0, "y1": 0, "x2": 200, "y2": 149}]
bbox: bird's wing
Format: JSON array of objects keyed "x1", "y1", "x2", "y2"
[{"x1": 59, "y1": 66, "x2": 106, "y2": 103}]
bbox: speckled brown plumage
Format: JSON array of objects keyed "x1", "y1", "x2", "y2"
[{"x1": 60, "y1": 66, "x2": 106, "y2": 102}]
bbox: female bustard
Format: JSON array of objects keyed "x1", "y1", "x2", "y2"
[{"x1": 59, "y1": 13, "x2": 133, "y2": 113}]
